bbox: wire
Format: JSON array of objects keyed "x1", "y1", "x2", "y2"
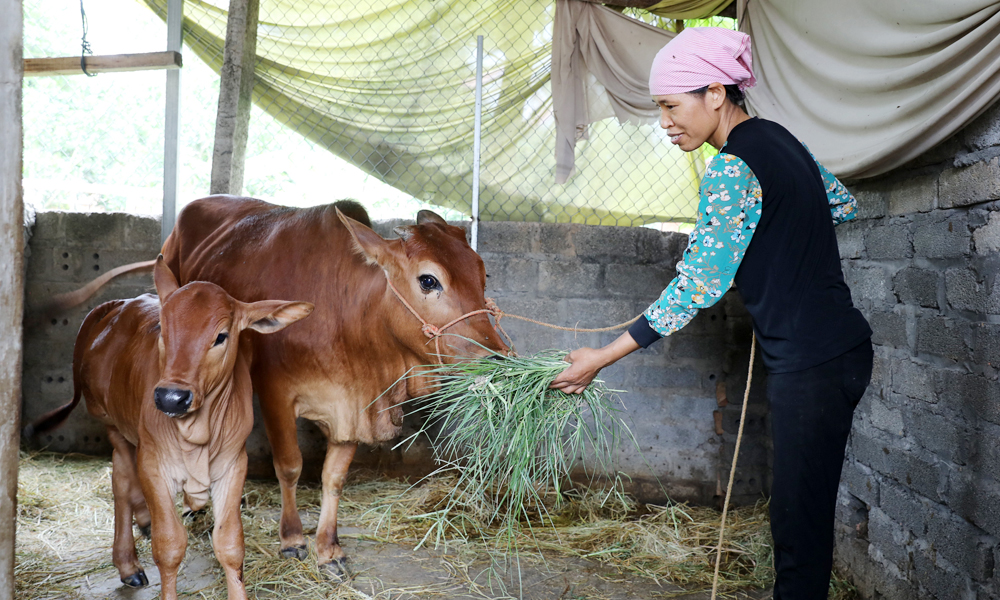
[{"x1": 79, "y1": 0, "x2": 96, "y2": 77}]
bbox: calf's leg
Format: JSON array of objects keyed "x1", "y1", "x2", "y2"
[
  {"x1": 316, "y1": 441, "x2": 357, "y2": 578},
  {"x1": 138, "y1": 447, "x2": 186, "y2": 600},
  {"x1": 258, "y1": 388, "x2": 308, "y2": 559},
  {"x1": 211, "y1": 453, "x2": 249, "y2": 600},
  {"x1": 107, "y1": 429, "x2": 147, "y2": 587}
]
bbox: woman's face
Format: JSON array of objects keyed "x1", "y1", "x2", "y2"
[{"x1": 653, "y1": 89, "x2": 723, "y2": 152}]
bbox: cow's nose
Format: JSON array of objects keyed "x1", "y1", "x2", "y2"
[{"x1": 154, "y1": 387, "x2": 193, "y2": 416}]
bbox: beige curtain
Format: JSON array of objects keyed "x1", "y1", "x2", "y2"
[
  {"x1": 552, "y1": 0, "x2": 681, "y2": 182},
  {"x1": 646, "y1": 0, "x2": 734, "y2": 20},
  {"x1": 742, "y1": 0, "x2": 1000, "y2": 179}
]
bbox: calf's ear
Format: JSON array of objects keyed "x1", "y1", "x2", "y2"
[
  {"x1": 153, "y1": 255, "x2": 180, "y2": 303},
  {"x1": 338, "y1": 207, "x2": 391, "y2": 266},
  {"x1": 242, "y1": 301, "x2": 315, "y2": 335}
]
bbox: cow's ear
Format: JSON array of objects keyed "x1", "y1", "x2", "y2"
[
  {"x1": 153, "y1": 255, "x2": 180, "y2": 303},
  {"x1": 338, "y1": 207, "x2": 390, "y2": 265},
  {"x1": 242, "y1": 300, "x2": 314, "y2": 335},
  {"x1": 416, "y1": 210, "x2": 448, "y2": 227}
]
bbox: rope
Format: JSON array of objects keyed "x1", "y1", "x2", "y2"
[
  {"x1": 710, "y1": 334, "x2": 757, "y2": 600},
  {"x1": 79, "y1": 0, "x2": 96, "y2": 77},
  {"x1": 495, "y1": 312, "x2": 641, "y2": 333}
]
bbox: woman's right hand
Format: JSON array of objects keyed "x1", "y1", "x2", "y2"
[
  {"x1": 549, "y1": 330, "x2": 642, "y2": 394},
  {"x1": 549, "y1": 347, "x2": 607, "y2": 395}
]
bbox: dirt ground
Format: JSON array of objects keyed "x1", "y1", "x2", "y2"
[{"x1": 70, "y1": 527, "x2": 773, "y2": 600}]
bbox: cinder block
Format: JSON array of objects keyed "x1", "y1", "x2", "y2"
[
  {"x1": 865, "y1": 222, "x2": 914, "y2": 259},
  {"x1": 935, "y1": 369, "x2": 1000, "y2": 426},
  {"x1": 989, "y1": 279, "x2": 1000, "y2": 316},
  {"x1": 947, "y1": 267, "x2": 987, "y2": 312},
  {"x1": 880, "y1": 478, "x2": 931, "y2": 536},
  {"x1": 563, "y1": 298, "x2": 646, "y2": 331},
  {"x1": 867, "y1": 506, "x2": 913, "y2": 570},
  {"x1": 571, "y1": 225, "x2": 640, "y2": 263},
  {"x1": 843, "y1": 265, "x2": 892, "y2": 308},
  {"x1": 632, "y1": 366, "x2": 701, "y2": 390},
  {"x1": 603, "y1": 264, "x2": 675, "y2": 298},
  {"x1": 973, "y1": 210, "x2": 1000, "y2": 255},
  {"x1": 636, "y1": 229, "x2": 685, "y2": 265},
  {"x1": 887, "y1": 173, "x2": 938, "y2": 215},
  {"x1": 842, "y1": 460, "x2": 880, "y2": 506},
  {"x1": 536, "y1": 223, "x2": 576, "y2": 257},
  {"x1": 940, "y1": 156, "x2": 1000, "y2": 209},
  {"x1": 850, "y1": 185, "x2": 888, "y2": 220},
  {"x1": 916, "y1": 315, "x2": 973, "y2": 363},
  {"x1": 837, "y1": 220, "x2": 866, "y2": 259},
  {"x1": 902, "y1": 404, "x2": 971, "y2": 465},
  {"x1": 891, "y1": 357, "x2": 935, "y2": 403},
  {"x1": 913, "y1": 213, "x2": 972, "y2": 258},
  {"x1": 973, "y1": 323, "x2": 1000, "y2": 368},
  {"x1": 483, "y1": 257, "x2": 537, "y2": 295},
  {"x1": 869, "y1": 310, "x2": 908, "y2": 349},
  {"x1": 948, "y1": 470, "x2": 1000, "y2": 538},
  {"x1": 962, "y1": 101, "x2": 1000, "y2": 151},
  {"x1": 893, "y1": 267, "x2": 940, "y2": 309},
  {"x1": 478, "y1": 221, "x2": 539, "y2": 254},
  {"x1": 870, "y1": 394, "x2": 906, "y2": 436},
  {"x1": 668, "y1": 333, "x2": 727, "y2": 361},
  {"x1": 912, "y1": 545, "x2": 976, "y2": 600},
  {"x1": 537, "y1": 260, "x2": 602, "y2": 298}
]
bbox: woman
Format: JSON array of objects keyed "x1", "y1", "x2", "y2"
[{"x1": 551, "y1": 27, "x2": 873, "y2": 600}]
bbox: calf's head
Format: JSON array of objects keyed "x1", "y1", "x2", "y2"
[
  {"x1": 152, "y1": 257, "x2": 314, "y2": 418},
  {"x1": 339, "y1": 209, "x2": 510, "y2": 362}
]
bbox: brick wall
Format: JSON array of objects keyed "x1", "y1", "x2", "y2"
[
  {"x1": 20, "y1": 213, "x2": 762, "y2": 506},
  {"x1": 834, "y1": 101, "x2": 1000, "y2": 599}
]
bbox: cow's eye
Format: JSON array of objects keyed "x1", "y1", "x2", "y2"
[
  {"x1": 213, "y1": 332, "x2": 228, "y2": 347},
  {"x1": 418, "y1": 274, "x2": 441, "y2": 292}
]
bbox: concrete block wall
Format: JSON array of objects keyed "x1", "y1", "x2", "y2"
[
  {"x1": 834, "y1": 100, "x2": 1000, "y2": 599},
  {"x1": 21, "y1": 213, "x2": 762, "y2": 506}
]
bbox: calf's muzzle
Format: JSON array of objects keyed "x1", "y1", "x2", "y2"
[{"x1": 154, "y1": 387, "x2": 193, "y2": 417}]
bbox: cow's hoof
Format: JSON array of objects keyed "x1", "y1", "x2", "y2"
[
  {"x1": 319, "y1": 557, "x2": 350, "y2": 581},
  {"x1": 136, "y1": 523, "x2": 151, "y2": 538},
  {"x1": 280, "y1": 544, "x2": 308, "y2": 560},
  {"x1": 121, "y1": 570, "x2": 148, "y2": 588}
]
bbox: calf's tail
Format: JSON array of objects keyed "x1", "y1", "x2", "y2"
[
  {"x1": 32, "y1": 259, "x2": 157, "y2": 323},
  {"x1": 23, "y1": 386, "x2": 83, "y2": 439}
]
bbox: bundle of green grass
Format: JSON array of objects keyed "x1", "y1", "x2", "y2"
[{"x1": 395, "y1": 347, "x2": 635, "y2": 553}]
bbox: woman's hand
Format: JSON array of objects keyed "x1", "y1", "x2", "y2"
[
  {"x1": 549, "y1": 347, "x2": 607, "y2": 395},
  {"x1": 549, "y1": 331, "x2": 642, "y2": 394}
]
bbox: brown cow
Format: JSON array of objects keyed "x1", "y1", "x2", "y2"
[
  {"x1": 157, "y1": 195, "x2": 509, "y2": 575},
  {"x1": 28, "y1": 257, "x2": 313, "y2": 599}
]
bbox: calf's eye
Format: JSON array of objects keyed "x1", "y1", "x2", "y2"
[
  {"x1": 418, "y1": 274, "x2": 441, "y2": 292},
  {"x1": 213, "y1": 332, "x2": 228, "y2": 347}
]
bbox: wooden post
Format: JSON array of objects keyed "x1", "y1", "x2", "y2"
[
  {"x1": 0, "y1": 0, "x2": 24, "y2": 596},
  {"x1": 210, "y1": 0, "x2": 259, "y2": 196}
]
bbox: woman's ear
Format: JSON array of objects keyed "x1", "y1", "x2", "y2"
[{"x1": 707, "y1": 82, "x2": 727, "y2": 110}]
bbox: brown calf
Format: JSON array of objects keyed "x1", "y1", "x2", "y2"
[{"x1": 28, "y1": 257, "x2": 312, "y2": 600}]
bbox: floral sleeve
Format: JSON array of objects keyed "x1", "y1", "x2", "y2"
[
  {"x1": 643, "y1": 154, "x2": 763, "y2": 337},
  {"x1": 801, "y1": 143, "x2": 858, "y2": 225}
]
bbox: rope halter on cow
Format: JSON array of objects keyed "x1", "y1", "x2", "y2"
[{"x1": 383, "y1": 275, "x2": 515, "y2": 362}]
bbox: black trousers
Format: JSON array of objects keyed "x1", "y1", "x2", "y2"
[{"x1": 768, "y1": 339, "x2": 873, "y2": 600}]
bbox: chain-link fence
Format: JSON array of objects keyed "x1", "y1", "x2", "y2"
[{"x1": 24, "y1": 0, "x2": 732, "y2": 227}]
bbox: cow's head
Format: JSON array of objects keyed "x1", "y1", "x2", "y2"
[
  {"x1": 338, "y1": 209, "x2": 510, "y2": 363},
  {"x1": 151, "y1": 256, "x2": 314, "y2": 421}
]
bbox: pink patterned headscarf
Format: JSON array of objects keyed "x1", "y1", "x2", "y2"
[{"x1": 649, "y1": 27, "x2": 756, "y2": 96}]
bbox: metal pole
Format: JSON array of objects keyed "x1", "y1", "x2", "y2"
[
  {"x1": 471, "y1": 35, "x2": 483, "y2": 251},
  {"x1": 162, "y1": 0, "x2": 183, "y2": 244}
]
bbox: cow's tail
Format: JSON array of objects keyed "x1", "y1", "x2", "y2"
[
  {"x1": 36, "y1": 259, "x2": 157, "y2": 317},
  {"x1": 23, "y1": 386, "x2": 83, "y2": 438}
]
